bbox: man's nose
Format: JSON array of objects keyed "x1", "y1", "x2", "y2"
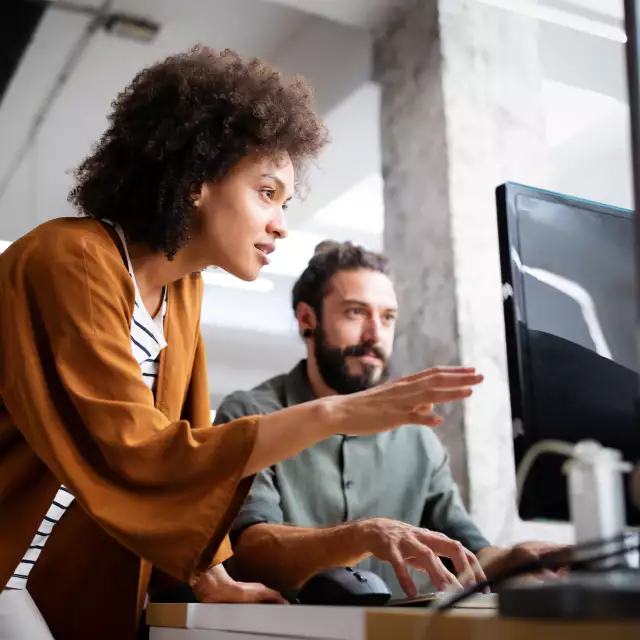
[{"x1": 362, "y1": 317, "x2": 382, "y2": 344}]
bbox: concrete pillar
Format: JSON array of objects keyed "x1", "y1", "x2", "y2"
[{"x1": 376, "y1": 0, "x2": 561, "y2": 543}]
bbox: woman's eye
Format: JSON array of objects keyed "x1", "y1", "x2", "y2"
[{"x1": 261, "y1": 188, "x2": 275, "y2": 200}]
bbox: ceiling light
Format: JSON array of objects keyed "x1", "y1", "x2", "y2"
[
  {"x1": 103, "y1": 13, "x2": 161, "y2": 43},
  {"x1": 0, "y1": 240, "x2": 11, "y2": 253},
  {"x1": 201, "y1": 270, "x2": 274, "y2": 293}
]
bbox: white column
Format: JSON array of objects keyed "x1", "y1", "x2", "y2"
[{"x1": 377, "y1": 0, "x2": 568, "y2": 543}]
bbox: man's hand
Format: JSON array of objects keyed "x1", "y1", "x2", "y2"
[
  {"x1": 357, "y1": 518, "x2": 487, "y2": 597},
  {"x1": 478, "y1": 541, "x2": 569, "y2": 583},
  {"x1": 192, "y1": 564, "x2": 287, "y2": 604}
]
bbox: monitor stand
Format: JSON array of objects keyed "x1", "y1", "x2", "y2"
[{"x1": 500, "y1": 440, "x2": 640, "y2": 620}]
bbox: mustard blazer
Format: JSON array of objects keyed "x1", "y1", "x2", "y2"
[{"x1": 0, "y1": 218, "x2": 258, "y2": 638}]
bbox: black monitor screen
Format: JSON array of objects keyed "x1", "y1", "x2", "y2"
[{"x1": 497, "y1": 183, "x2": 640, "y2": 525}]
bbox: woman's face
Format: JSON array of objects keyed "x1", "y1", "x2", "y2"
[{"x1": 190, "y1": 153, "x2": 293, "y2": 280}]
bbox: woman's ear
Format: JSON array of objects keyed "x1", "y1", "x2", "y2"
[{"x1": 191, "y1": 183, "x2": 205, "y2": 208}]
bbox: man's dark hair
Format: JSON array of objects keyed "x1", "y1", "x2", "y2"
[
  {"x1": 69, "y1": 46, "x2": 328, "y2": 258},
  {"x1": 292, "y1": 240, "x2": 390, "y2": 318}
]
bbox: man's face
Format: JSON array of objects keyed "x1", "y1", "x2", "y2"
[{"x1": 312, "y1": 268, "x2": 398, "y2": 394}]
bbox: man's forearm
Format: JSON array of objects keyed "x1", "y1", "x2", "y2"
[
  {"x1": 477, "y1": 542, "x2": 569, "y2": 582},
  {"x1": 476, "y1": 546, "x2": 502, "y2": 563},
  {"x1": 475, "y1": 546, "x2": 505, "y2": 579},
  {"x1": 231, "y1": 521, "x2": 371, "y2": 590}
]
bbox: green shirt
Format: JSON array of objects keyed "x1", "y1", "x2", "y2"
[{"x1": 216, "y1": 360, "x2": 490, "y2": 597}]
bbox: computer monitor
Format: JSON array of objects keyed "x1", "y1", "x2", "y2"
[{"x1": 496, "y1": 182, "x2": 640, "y2": 526}]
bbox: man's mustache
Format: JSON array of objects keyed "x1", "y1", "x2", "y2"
[{"x1": 342, "y1": 343, "x2": 386, "y2": 362}]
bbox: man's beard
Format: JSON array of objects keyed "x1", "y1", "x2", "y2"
[{"x1": 313, "y1": 324, "x2": 390, "y2": 395}]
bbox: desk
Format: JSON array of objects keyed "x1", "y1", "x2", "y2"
[{"x1": 147, "y1": 603, "x2": 640, "y2": 640}]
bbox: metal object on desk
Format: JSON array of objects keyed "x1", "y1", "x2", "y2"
[
  {"x1": 499, "y1": 572, "x2": 640, "y2": 620},
  {"x1": 499, "y1": 442, "x2": 640, "y2": 621}
]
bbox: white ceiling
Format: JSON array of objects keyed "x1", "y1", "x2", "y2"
[
  {"x1": 0, "y1": 0, "x2": 315, "y2": 237},
  {"x1": 559, "y1": 0, "x2": 623, "y2": 21},
  {"x1": 262, "y1": 0, "x2": 409, "y2": 29},
  {"x1": 263, "y1": 0, "x2": 623, "y2": 30}
]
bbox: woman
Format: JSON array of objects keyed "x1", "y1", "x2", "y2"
[{"x1": 0, "y1": 47, "x2": 483, "y2": 639}]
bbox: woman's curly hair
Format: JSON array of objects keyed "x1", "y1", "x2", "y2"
[{"x1": 69, "y1": 46, "x2": 328, "y2": 258}]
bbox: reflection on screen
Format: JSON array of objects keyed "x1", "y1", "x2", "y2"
[{"x1": 517, "y1": 194, "x2": 635, "y2": 369}]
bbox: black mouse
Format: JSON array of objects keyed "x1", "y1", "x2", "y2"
[{"x1": 296, "y1": 566, "x2": 391, "y2": 606}]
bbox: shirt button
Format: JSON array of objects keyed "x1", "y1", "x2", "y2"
[{"x1": 345, "y1": 481, "x2": 354, "y2": 489}]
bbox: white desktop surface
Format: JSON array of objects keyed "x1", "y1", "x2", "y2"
[{"x1": 148, "y1": 602, "x2": 369, "y2": 640}]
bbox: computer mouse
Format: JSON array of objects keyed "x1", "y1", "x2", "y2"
[{"x1": 297, "y1": 566, "x2": 391, "y2": 606}]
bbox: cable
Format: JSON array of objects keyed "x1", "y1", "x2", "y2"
[
  {"x1": 434, "y1": 532, "x2": 637, "y2": 612},
  {"x1": 515, "y1": 439, "x2": 576, "y2": 507},
  {"x1": 487, "y1": 439, "x2": 576, "y2": 555},
  {"x1": 437, "y1": 535, "x2": 635, "y2": 611}
]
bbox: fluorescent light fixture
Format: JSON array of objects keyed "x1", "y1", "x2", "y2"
[
  {"x1": 477, "y1": 0, "x2": 627, "y2": 42},
  {"x1": 104, "y1": 14, "x2": 161, "y2": 43},
  {"x1": 201, "y1": 270, "x2": 274, "y2": 293},
  {"x1": 0, "y1": 240, "x2": 11, "y2": 253}
]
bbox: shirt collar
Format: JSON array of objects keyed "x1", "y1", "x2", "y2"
[
  {"x1": 284, "y1": 360, "x2": 317, "y2": 407},
  {"x1": 283, "y1": 360, "x2": 377, "y2": 441}
]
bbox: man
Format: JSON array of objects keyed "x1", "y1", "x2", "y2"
[{"x1": 217, "y1": 241, "x2": 558, "y2": 599}]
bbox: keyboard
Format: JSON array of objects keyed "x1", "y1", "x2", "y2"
[{"x1": 387, "y1": 592, "x2": 498, "y2": 609}]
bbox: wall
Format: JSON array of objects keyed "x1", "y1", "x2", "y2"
[{"x1": 546, "y1": 108, "x2": 632, "y2": 210}]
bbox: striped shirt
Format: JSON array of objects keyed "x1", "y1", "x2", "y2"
[{"x1": 7, "y1": 222, "x2": 167, "y2": 590}]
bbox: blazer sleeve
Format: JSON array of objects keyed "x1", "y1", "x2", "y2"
[
  {"x1": 214, "y1": 393, "x2": 284, "y2": 539},
  {"x1": 0, "y1": 234, "x2": 258, "y2": 584},
  {"x1": 180, "y1": 332, "x2": 241, "y2": 568}
]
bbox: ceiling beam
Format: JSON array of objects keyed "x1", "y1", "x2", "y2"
[{"x1": 541, "y1": 22, "x2": 627, "y2": 103}]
